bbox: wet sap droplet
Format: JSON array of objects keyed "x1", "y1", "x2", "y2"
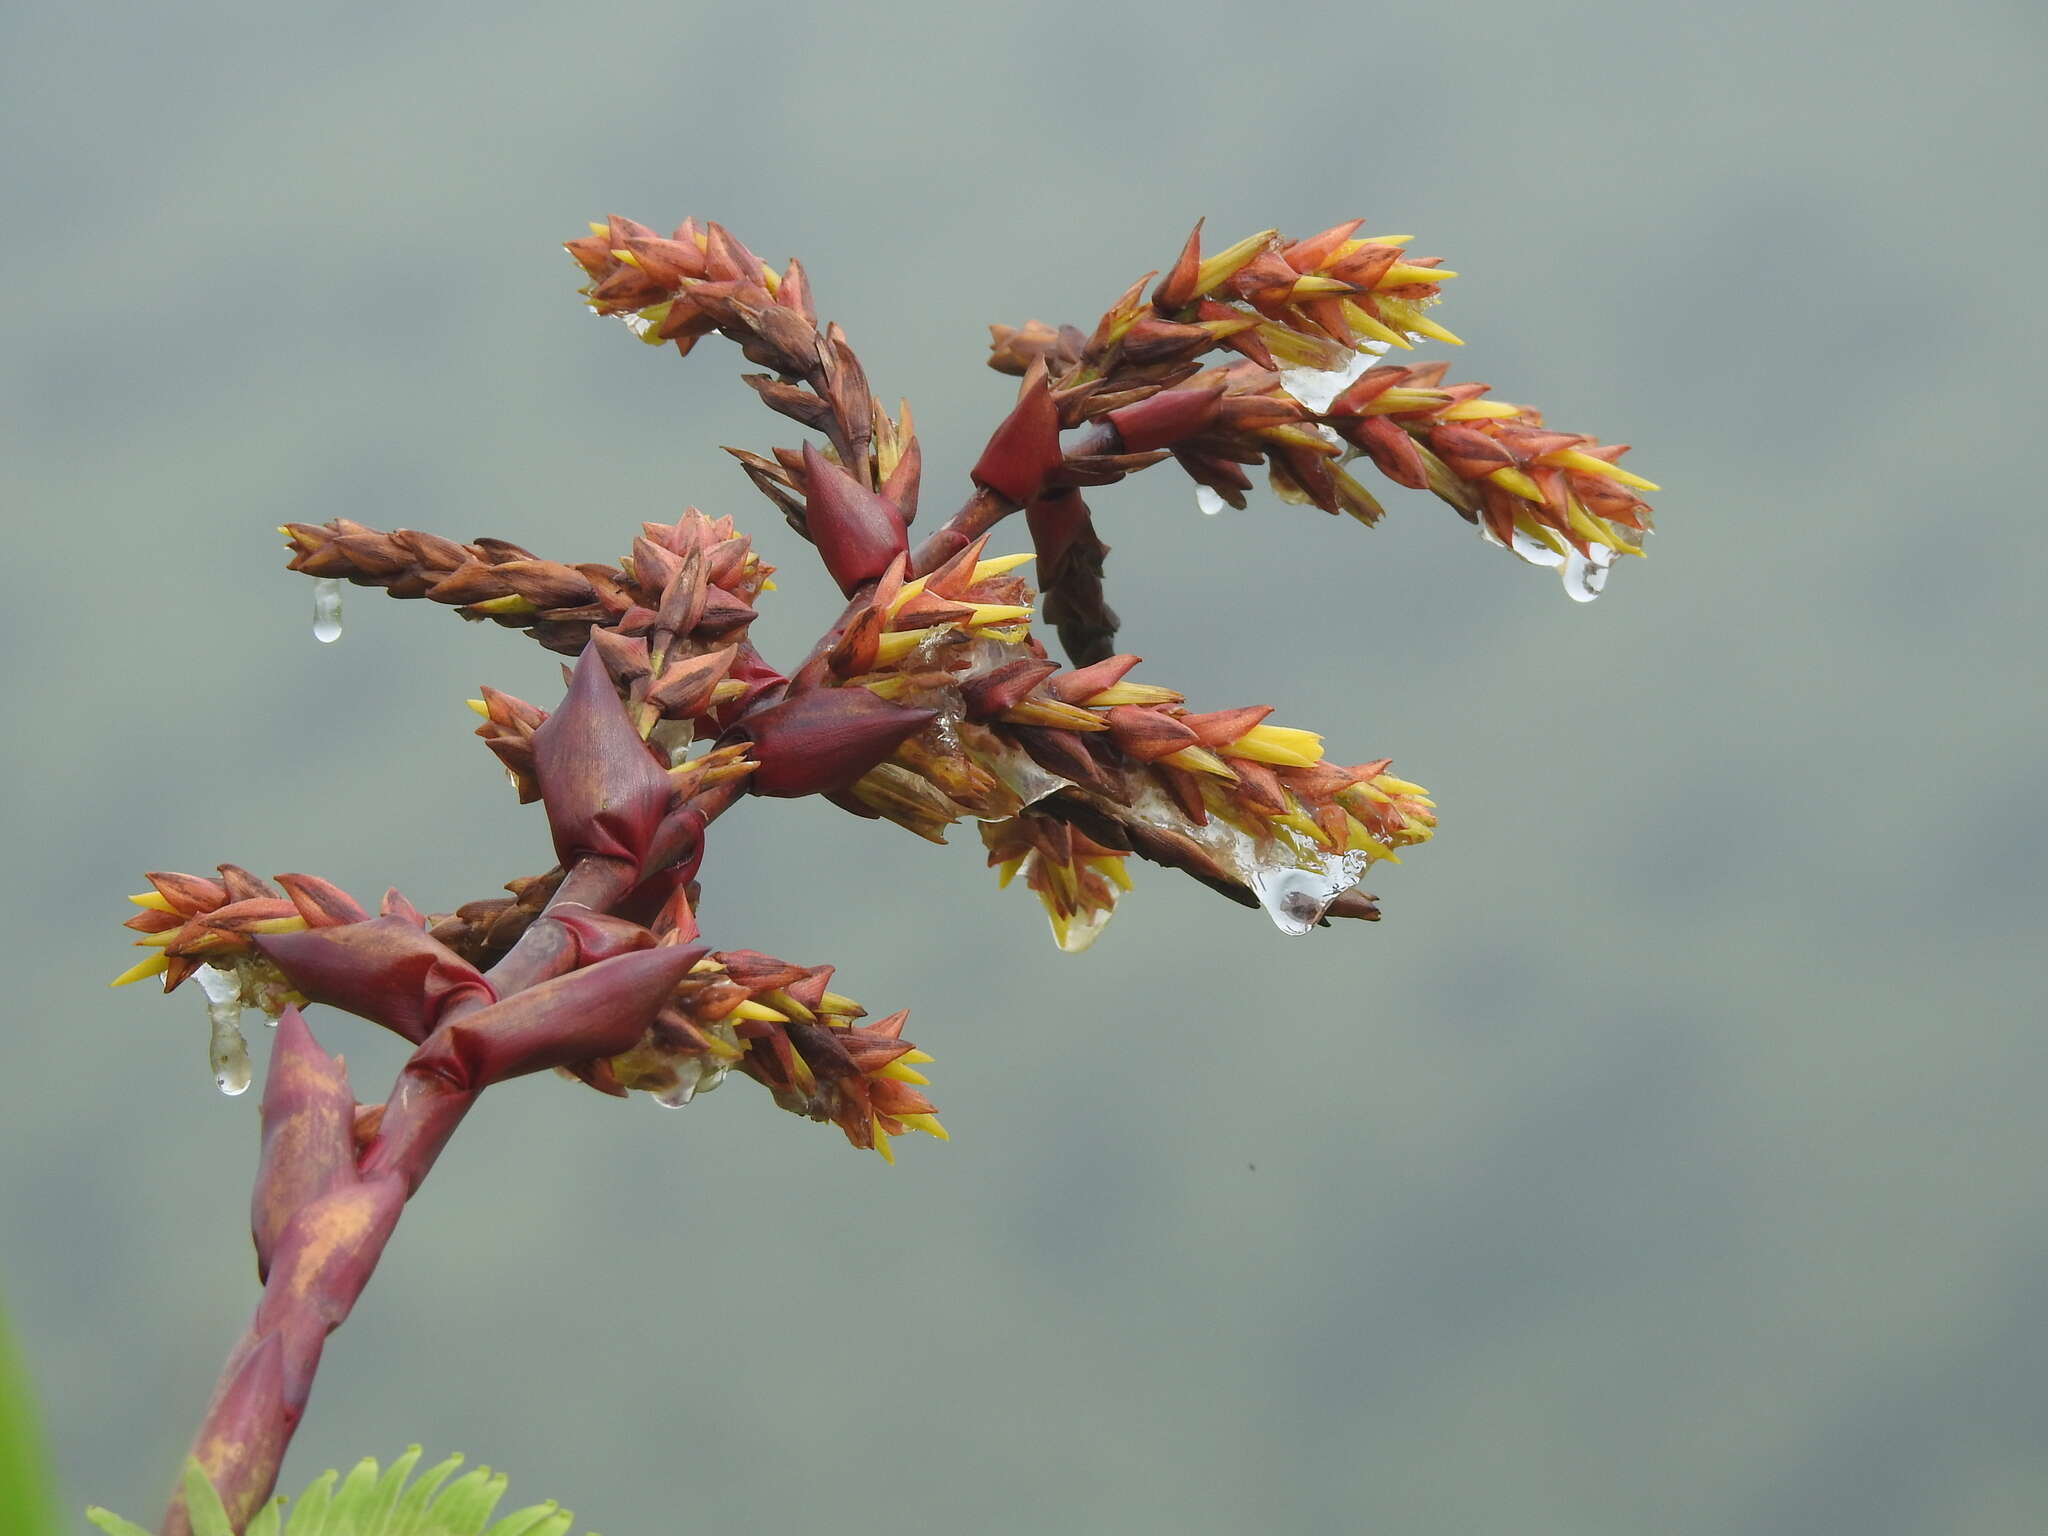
[
  {"x1": 1562, "y1": 544, "x2": 1616, "y2": 603},
  {"x1": 311, "y1": 578, "x2": 344, "y2": 643},
  {"x1": 196, "y1": 965, "x2": 253, "y2": 1096},
  {"x1": 1194, "y1": 486, "x2": 1227, "y2": 517}
]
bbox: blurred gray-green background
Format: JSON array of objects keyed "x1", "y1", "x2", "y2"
[{"x1": 5, "y1": 1, "x2": 2043, "y2": 1531}]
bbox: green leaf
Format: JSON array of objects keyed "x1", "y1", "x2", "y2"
[
  {"x1": 88, "y1": 1450, "x2": 597, "y2": 1536},
  {"x1": 484, "y1": 1502, "x2": 568, "y2": 1536},
  {"x1": 284, "y1": 1467, "x2": 340, "y2": 1536},
  {"x1": 0, "y1": 1295, "x2": 60, "y2": 1536},
  {"x1": 419, "y1": 1466, "x2": 507, "y2": 1535},
  {"x1": 386, "y1": 1453, "x2": 467, "y2": 1530},
  {"x1": 182, "y1": 1458, "x2": 237, "y2": 1536},
  {"x1": 326, "y1": 1453, "x2": 384, "y2": 1536},
  {"x1": 360, "y1": 1446, "x2": 426, "y2": 1533}
]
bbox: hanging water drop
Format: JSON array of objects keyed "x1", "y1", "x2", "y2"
[
  {"x1": 1247, "y1": 848, "x2": 1373, "y2": 936},
  {"x1": 1194, "y1": 486, "x2": 1226, "y2": 516},
  {"x1": 654, "y1": 1079, "x2": 696, "y2": 1109},
  {"x1": 195, "y1": 965, "x2": 252, "y2": 1096},
  {"x1": 311, "y1": 578, "x2": 344, "y2": 643},
  {"x1": 1507, "y1": 525, "x2": 1567, "y2": 569},
  {"x1": 1277, "y1": 344, "x2": 1388, "y2": 413},
  {"x1": 1562, "y1": 544, "x2": 1616, "y2": 603},
  {"x1": 1051, "y1": 902, "x2": 1114, "y2": 953}
]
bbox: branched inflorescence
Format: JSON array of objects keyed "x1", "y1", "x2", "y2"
[{"x1": 114, "y1": 212, "x2": 1656, "y2": 1535}]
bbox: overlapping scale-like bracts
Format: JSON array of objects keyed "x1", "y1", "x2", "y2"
[
  {"x1": 602, "y1": 948, "x2": 944, "y2": 1162},
  {"x1": 984, "y1": 219, "x2": 1658, "y2": 602},
  {"x1": 791, "y1": 538, "x2": 1434, "y2": 946}
]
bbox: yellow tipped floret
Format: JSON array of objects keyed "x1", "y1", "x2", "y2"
[
  {"x1": 689, "y1": 956, "x2": 722, "y2": 973},
  {"x1": 758, "y1": 263, "x2": 780, "y2": 295},
  {"x1": 1000, "y1": 697, "x2": 1112, "y2": 732},
  {"x1": 1160, "y1": 746, "x2": 1239, "y2": 779},
  {"x1": 729, "y1": 999, "x2": 788, "y2": 1024},
  {"x1": 877, "y1": 1061, "x2": 930, "y2": 1085},
  {"x1": 966, "y1": 603, "x2": 1033, "y2": 627},
  {"x1": 819, "y1": 991, "x2": 863, "y2": 1016},
  {"x1": 970, "y1": 552, "x2": 1036, "y2": 582},
  {"x1": 761, "y1": 988, "x2": 815, "y2": 1024},
  {"x1": 1288, "y1": 274, "x2": 1358, "y2": 298},
  {"x1": 874, "y1": 627, "x2": 943, "y2": 666},
  {"x1": 1223, "y1": 725, "x2": 1325, "y2": 768},
  {"x1": 901, "y1": 1048, "x2": 935, "y2": 1064},
  {"x1": 110, "y1": 954, "x2": 169, "y2": 987},
  {"x1": 1194, "y1": 229, "x2": 1279, "y2": 296},
  {"x1": 611, "y1": 248, "x2": 641, "y2": 268},
  {"x1": 872, "y1": 1118, "x2": 896, "y2": 1164},
  {"x1": 1437, "y1": 400, "x2": 1524, "y2": 421},
  {"x1": 700, "y1": 1032, "x2": 745, "y2": 1061},
  {"x1": 1339, "y1": 302, "x2": 1413, "y2": 350},
  {"x1": 1379, "y1": 263, "x2": 1457, "y2": 287},
  {"x1": 1083, "y1": 682, "x2": 1182, "y2": 708},
  {"x1": 898, "y1": 1113, "x2": 949, "y2": 1141},
  {"x1": 1487, "y1": 467, "x2": 1547, "y2": 504},
  {"x1": 995, "y1": 855, "x2": 1026, "y2": 889},
  {"x1": 1090, "y1": 855, "x2": 1134, "y2": 891},
  {"x1": 1565, "y1": 498, "x2": 1628, "y2": 551},
  {"x1": 466, "y1": 698, "x2": 489, "y2": 717},
  {"x1": 1546, "y1": 448, "x2": 1660, "y2": 492},
  {"x1": 1402, "y1": 313, "x2": 1464, "y2": 346},
  {"x1": 128, "y1": 891, "x2": 176, "y2": 912},
  {"x1": 1374, "y1": 776, "x2": 1428, "y2": 797},
  {"x1": 1258, "y1": 324, "x2": 1345, "y2": 368},
  {"x1": 245, "y1": 916, "x2": 310, "y2": 936},
  {"x1": 468, "y1": 594, "x2": 540, "y2": 617},
  {"x1": 587, "y1": 221, "x2": 610, "y2": 237}
]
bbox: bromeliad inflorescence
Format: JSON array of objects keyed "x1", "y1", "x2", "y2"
[{"x1": 112, "y1": 212, "x2": 1656, "y2": 1536}]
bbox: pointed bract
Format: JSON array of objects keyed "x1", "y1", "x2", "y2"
[
  {"x1": 530, "y1": 643, "x2": 679, "y2": 871},
  {"x1": 800, "y1": 443, "x2": 909, "y2": 595},
  {"x1": 742, "y1": 687, "x2": 939, "y2": 798}
]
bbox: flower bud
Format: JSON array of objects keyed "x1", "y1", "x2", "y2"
[
  {"x1": 799, "y1": 443, "x2": 908, "y2": 595},
  {"x1": 742, "y1": 687, "x2": 938, "y2": 799},
  {"x1": 530, "y1": 642, "x2": 679, "y2": 871},
  {"x1": 971, "y1": 366, "x2": 1063, "y2": 503},
  {"x1": 257, "y1": 917, "x2": 494, "y2": 1044}
]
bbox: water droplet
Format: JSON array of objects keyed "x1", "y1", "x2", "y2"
[
  {"x1": 1248, "y1": 849, "x2": 1374, "y2": 936},
  {"x1": 1562, "y1": 544, "x2": 1616, "y2": 603},
  {"x1": 1052, "y1": 903, "x2": 1113, "y2": 953},
  {"x1": 654, "y1": 1080, "x2": 695, "y2": 1108},
  {"x1": 1276, "y1": 344, "x2": 1388, "y2": 413},
  {"x1": 311, "y1": 578, "x2": 344, "y2": 643},
  {"x1": 196, "y1": 965, "x2": 253, "y2": 1096},
  {"x1": 1508, "y1": 525, "x2": 1567, "y2": 569},
  {"x1": 1194, "y1": 485, "x2": 1226, "y2": 517}
]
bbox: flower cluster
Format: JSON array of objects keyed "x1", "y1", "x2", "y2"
[
  {"x1": 122, "y1": 209, "x2": 1659, "y2": 1156},
  {"x1": 119, "y1": 209, "x2": 1664, "y2": 1536}
]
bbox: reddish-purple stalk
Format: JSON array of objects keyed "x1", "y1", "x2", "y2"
[
  {"x1": 163, "y1": 847, "x2": 687, "y2": 1535},
  {"x1": 158, "y1": 491, "x2": 999, "y2": 1534}
]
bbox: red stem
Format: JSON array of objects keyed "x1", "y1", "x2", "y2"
[{"x1": 159, "y1": 845, "x2": 686, "y2": 1534}]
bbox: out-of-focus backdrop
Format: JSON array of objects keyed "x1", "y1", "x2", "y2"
[{"x1": 4, "y1": 2, "x2": 2043, "y2": 1532}]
